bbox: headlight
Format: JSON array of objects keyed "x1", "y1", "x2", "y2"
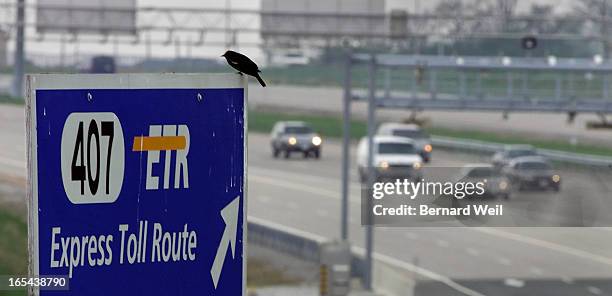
[
  {"x1": 424, "y1": 144, "x2": 433, "y2": 153},
  {"x1": 379, "y1": 161, "x2": 389, "y2": 169},
  {"x1": 551, "y1": 174, "x2": 561, "y2": 183},
  {"x1": 288, "y1": 137, "x2": 297, "y2": 145},
  {"x1": 312, "y1": 136, "x2": 322, "y2": 146},
  {"x1": 499, "y1": 181, "x2": 508, "y2": 190},
  {"x1": 413, "y1": 162, "x2": 422, "y2": 170}
]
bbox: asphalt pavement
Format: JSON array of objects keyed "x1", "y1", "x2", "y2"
[{"x1": 245, "y1": 132, "x2": 612, "y2": 295}]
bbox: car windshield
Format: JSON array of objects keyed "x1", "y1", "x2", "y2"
[
  {"x1": 378, "y1": 143, "x2": 415, "y2": 154},
  {"x1": 518, "y1": 162, "x2": 551, "y2": 170},
  {"x1": 507, "y1": 149, "x2": 536, "y2": 158},
  {"x1": 393, "y1": 129, "x2": 428, "y2": 139},
  {"x1": 284, "y1": 126, "x2": 312, "y2": 134}
]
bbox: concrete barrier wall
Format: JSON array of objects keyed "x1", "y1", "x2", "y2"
[
  {"x1": 248, "y1": 216, "x2": 325, "y2": 263},
  {"x1": 432, "y1": 136, "x2": 612, "y2": 168},
  {"x1": 248, "y1": 216, "x2": 415, "y2": 296}
]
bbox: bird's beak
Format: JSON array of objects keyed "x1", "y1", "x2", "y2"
[{"x1": 221, "y1": 54, "x2": 225, "y2": 57}]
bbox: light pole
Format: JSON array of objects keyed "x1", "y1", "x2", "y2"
[
  {"x1": 364, "y1": 54, "x2": 377, "y2": 290},
  {"x1": 602, "y1": 0, "x2": 609, "y2": 59},
  {"x1": 340, "y1": 49, "x2": 352, "y2": 241},
  {"x1": 12, "y1": 0, "x2": 25, "y2": 98}
]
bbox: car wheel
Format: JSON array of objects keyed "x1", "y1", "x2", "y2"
[
  {"x1": 314, "y1": 150, "x2": 320, "y2": 159},
  {"x1": 273, "y1": 148, "x2": 280, "y2": 158},
  {"x1": 303, "y1": 151, "x2": 309, "y2": 159},
  {"x1": 284, "y1": 150, "x2": 290, "y2": 159}
]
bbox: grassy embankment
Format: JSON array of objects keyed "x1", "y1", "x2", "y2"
[{"x1": 0, "y1": 207, "x2": 27, "y2": 296}]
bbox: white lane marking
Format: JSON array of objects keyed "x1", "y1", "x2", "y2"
[
  {"x1": 315, "y1": 209, "x2": 329, "y2": 217},
  {"x1": 0, "y1": 155, "x2": 25, "y2": 169},
  {"x1": 503, "y1": 278, "x2": 525, "y2": 288},
  {"x1": 497, "y1": 257, "x2": 512, "y2": 266},
  {"x1": 473, "y1": 227, "x2": 612, "y2": 267},
  {"x1": 247, "y1": 217, "x2": 487, "y2": 296},
  {"x1": 466, "y1": 248, "x2": 480, "y2": 256},
  {"x1": 587, "y1": 286, "x2": 602, "y2": 295},
  {"x1": 250, "y1": 174, "x2": 350, "y2": 202},
  {"x1": 252, "y1": 167, "x2": 612, "y2": 269},
  {"x1": 561, "y1": 276, "x2": 574, "y2": 284},
  {"x1": 251, "y1": 165, "x2": 362, "y2": 188},
  {"x1": 436, "y1": 239, "x2": 450, "y2": 248}
]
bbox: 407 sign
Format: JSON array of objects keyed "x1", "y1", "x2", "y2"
[{"x1": 60, "y1": 113, "x2": 125, "y2": 204}]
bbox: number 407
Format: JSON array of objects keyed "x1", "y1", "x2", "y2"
[
  {"x1": 71, "y1": 120, "x2": 114, "y2": 195},
  {"x1": 60, "y1": 112, "x2": 125, "y2": 204}
]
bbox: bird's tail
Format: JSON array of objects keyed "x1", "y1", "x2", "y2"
[{"x1": 254, "y1": 73, "x2": 267, "y2": 87}]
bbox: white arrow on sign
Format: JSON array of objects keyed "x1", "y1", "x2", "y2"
[{"x1": 210, "y1": 196, "x2": 240, "y2": 289}]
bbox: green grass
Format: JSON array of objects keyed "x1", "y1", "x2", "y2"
[
  {"x1": 249, "y1": 110, "x2": 612, "y2": 157},
  {"x1": 0, "y1": 95, "x2": 23, "y2": 105},
  {"x1": 249, "y1": 110, "x2": 366, "y2": 139},
  {"x1": 0, "y1": 207, "x2": 27, "y2": 296}
]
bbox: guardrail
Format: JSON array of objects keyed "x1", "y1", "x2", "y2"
[
  {"x1": 248, "y1": 216, "x2": 490, "y2": 296},
  {"x1": 248, "y1": 216, "x2": 324, "y2": 263},
  {"x1": 249, "y1": 216, "x2": 415, "y2": 296},
  {"x1": 431, "y1": 136, "x2": 612, "y2": 168}
]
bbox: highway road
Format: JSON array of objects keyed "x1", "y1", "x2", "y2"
[
  {"x1": 247, "y1": 132, "x2": 612, "y2": 295},
  {"x1": 1, "y1": 103, "x2": 612, "y2": 295}
]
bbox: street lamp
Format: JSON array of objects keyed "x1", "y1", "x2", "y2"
[
  {"x1": 594, "y1": 54, "x2": 604, "y2": 65},
  {"x1": 502, "y1": 56, "x2": 512, "y2": 66}
]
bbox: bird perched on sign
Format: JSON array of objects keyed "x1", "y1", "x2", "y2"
[{"x1": 222, "y1": 50, "x2": 267, "y2": 87}]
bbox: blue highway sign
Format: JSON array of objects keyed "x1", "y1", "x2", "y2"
[{"x1": 26, "y1": 74, "x2": 247, "y2": 295}]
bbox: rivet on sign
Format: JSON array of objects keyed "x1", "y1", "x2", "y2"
[
  {"x1": 197, "y1": 93, "x2": 203, "y2": 102},
  {"x1": 87, "y1": 93, "x2": 93, "y2": 102}
]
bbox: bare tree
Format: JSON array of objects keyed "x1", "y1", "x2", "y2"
[
  {"x1": 575, "y1": 0, "x2": 610, "y2": 57},
  {"x1": 494, "y1": 0, "x2": 518, "y2": 31}
]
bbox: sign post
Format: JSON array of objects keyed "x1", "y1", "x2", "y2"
[{"x1": 26, "y1": 73, "x2": 247, "y2": 295}]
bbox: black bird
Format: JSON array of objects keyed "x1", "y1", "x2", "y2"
[{"x1": 222, "y1": 50, "x2": 266, "y2": 87}]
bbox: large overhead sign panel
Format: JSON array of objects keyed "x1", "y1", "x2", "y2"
[
  {"x1": 36, "y1": 0, "x2": 137, "y2": 35},
  {"x1": 261, "y1": 0, "x2": 386, "y2": 42}
]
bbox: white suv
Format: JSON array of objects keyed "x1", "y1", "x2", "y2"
[
  {"x1": 356, "y1": 136, "x2": 423, "y2": 182},
  {"x1": 377, "y1": 123, "x2": 432, "y2": 162}
]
